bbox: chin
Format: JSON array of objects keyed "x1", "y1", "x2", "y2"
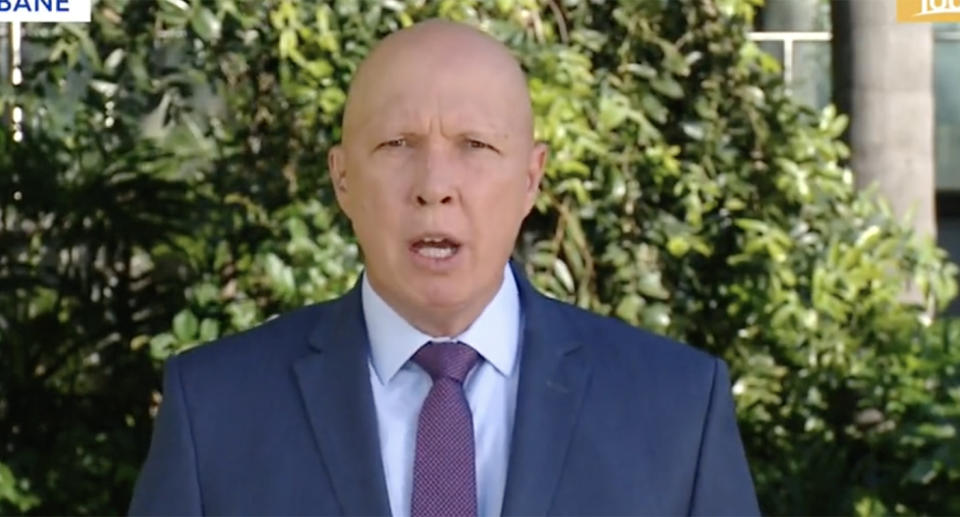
[{"x1": 413, "y1": 281, "x2": 471, "y2": 310}]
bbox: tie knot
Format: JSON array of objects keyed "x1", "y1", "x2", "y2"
[{"x1": 413, "y1": 341, "x2": 479, "y2": 384}]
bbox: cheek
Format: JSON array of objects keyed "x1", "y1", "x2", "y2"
[
  {"x1": 351, "y1": 178, "x2": 407, "y2": 240},
  {"x1": 355, "y1": 159, "x2": 409, "y2": 206},
  {"x1": 486, "y1": 160, "x2": 531, "y2": 207},
  {"x1": 466, "y1": 169, "x2": 530, "y2": 235}
]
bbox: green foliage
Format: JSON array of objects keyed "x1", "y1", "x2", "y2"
[{"x1": 1, "y1": 0, "x2": 958, "y2": 514}]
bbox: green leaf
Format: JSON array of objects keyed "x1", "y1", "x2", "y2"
[
  {"x1": 641, "y1": 94, "x2": 669, "y2": 124},
  {"x1": 149, "y1": 333, "x2": 178, "y2": 360},
  {"x1": 623, "y1": 63, "x2": 657, "y2": 79},
  {"x1": 660, "y1": 42, "x2": 690, "y2": 77},
  {"x1": 556, "y1": 160, "x2": 591, "y2": 177},
  {"x1": 681, "y1": 121, "x2": 706, "y2": 141},
  {"x1": 227, "y1": 299, "x2": 260, "y2": 330},
  {"x1": 158, "y1": 0, "x2": 190, "y2": 25},
  {"x1": 287, "y1": 217, "x2": 309, "y2": 240},
  {"x1": 650, "y1": 76, "x2": 683, "y2": 99},
  {"x1": 642, "y1": 303, "x2": 671, "y2": 331},
  {"x1": 0, "y1": 462, "x2": 40, "y2": 512},
  {"x1": 495, "y1": 0, "x2": 514, "y2": 15},
  {"x1": 667, "y1": 236, "x2": 690, "y2": 257},
  {"x1": 615, "y1": 294, "x2": 644, "y2": 323},
  {"x1": 905, "y1": 458, "x2": 938, "y2": 485},
  {"x1": 320, "y1": 87, "x2": 347, "y2": 114},
  {"x1": 553, "y1": 258, "x2": 574, "y2": 293},
  {"x1": 305, "y1": 59, "x2": 334, "y2": 79},
  {"x1": 199, "y1": 318, "x2": 221, "y2": 342},
  {"x1": 192, "y1": 283, "x2": 220, "y2": 307},
  {"x1": 173, "y1": 310, "x2": 199, "y2": 341},
  {"x1": 598, "y1": 95, "x2": 630, "y2": 131},
  {"x1": 279, "y1": 29, "x2": 297, "y2": 58},
  {"x1": 191, "y1": 7, "x2": 222, "y2": 41},
  {"x1": 638, "y1": 271, "x2": 670, "y2": 300}
]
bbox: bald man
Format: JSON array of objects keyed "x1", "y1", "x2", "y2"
[{"x1": 129, "y1": 20, "x2": 760, "y2": 517}]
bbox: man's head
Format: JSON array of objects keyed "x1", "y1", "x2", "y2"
[{"x1": 328, "y1": 19, "x2": 547, "y2": 337}]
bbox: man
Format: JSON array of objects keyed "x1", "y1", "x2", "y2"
[{"x1": 130, "y1": 19, "x2": 760, "y2": 516}]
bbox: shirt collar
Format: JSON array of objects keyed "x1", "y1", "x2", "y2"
[{"x1": 361, "y1": 263, "x2": 521, "y2": 385}]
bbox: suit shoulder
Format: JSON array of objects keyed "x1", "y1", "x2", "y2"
[
  {"x1": 171, "y1": 299, "x2": 335, "y2": 374},
  {"x1": 544, "y1": 296, "x2": 718, "y2": 372}
]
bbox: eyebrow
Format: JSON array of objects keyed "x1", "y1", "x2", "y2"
[
  {"x1": 459, "y1": 129, "x2": 511, "y2": 142},
  {"x1": 363, "y1": 117, "x2": 510, "y2": 141}
]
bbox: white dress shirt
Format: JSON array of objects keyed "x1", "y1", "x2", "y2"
[{"x1": 362, "y1": 264, "x2": 522, "y2": 517}]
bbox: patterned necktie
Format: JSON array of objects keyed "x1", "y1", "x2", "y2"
[{"x1": 410, "y1": 341, "x2": 480, "y2": 517}]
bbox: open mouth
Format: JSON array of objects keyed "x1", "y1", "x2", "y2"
[{"x1": 410, "y1": 235, "x2": 462, "y2": 260}]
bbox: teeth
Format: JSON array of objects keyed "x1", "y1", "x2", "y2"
[{"x1": 417, "y1": 246, "x2": 455, "y2": 259}]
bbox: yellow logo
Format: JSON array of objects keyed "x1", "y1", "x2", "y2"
[{"x1": 897, "y1": 0, "x2": 960, "y2": 22}]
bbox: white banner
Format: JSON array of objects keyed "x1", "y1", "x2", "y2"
[{"x1": 0, "y1": 0, "x2": 91, "y2": 22}]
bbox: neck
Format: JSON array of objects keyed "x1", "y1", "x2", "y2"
[
  {"x1": 368, "y1": 271, "x2": 504, "y2": 338},
  {"x1": 410, "y1": 304, "x2": 487, "y2": 338}
]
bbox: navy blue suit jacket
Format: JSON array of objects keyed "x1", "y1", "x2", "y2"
[{"x1": 130, "y1": 263, "x2": 760, "y2": 515}]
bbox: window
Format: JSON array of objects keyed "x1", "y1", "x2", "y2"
[
  {"x1": 751, "y1": 14, "x2": 960, "y2": 312},
  {"x1": 748, "y1": 32, "x2": 832, "y2": 110},
  {"x1": 750, "y1": 17, "x2": 960, "y2": 198},
  {"x1": 935, "y1": 24, "x2": 960, "y2": 192}
]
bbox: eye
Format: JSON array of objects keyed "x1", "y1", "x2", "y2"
[
  {"x1": 379, "y1": 138, "x2": 407, "y2": 149},
  {"x1": 466, "y1": 139, "x2": 496, "y2": 152}
]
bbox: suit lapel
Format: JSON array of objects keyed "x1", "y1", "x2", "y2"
[
  {"x1": 500, "y1": 262, "x2": 592, "y2": 516},
  {"x1": 293, "y1": 282, "x2": 392, "y2": 516},
  {"x1": 291, "y1": 263, "x2": 590, "y2": 516}
]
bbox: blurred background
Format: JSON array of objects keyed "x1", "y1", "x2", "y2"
[{"x1": 1, "y1": 0, "x2": 958, "y2": 514}]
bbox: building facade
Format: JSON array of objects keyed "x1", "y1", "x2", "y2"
[{"x1": 753, "y1": 0, "x2": 960, "y2": 313}]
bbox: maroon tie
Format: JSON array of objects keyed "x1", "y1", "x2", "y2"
[{"x1": 410, "y1": 341, "x2": 480, "y2": 517}]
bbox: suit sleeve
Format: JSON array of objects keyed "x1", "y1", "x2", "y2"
[
  {"x1": 688, "y1": 359, "x2": 761, "y2": 516},
  {"x1": 129, "y1": 356, "x2": 204, "y2": 516}
]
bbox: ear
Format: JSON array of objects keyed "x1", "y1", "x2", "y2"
[
  {"x1": 328, "y1": 144, "x2": 352, "y2": 218},
  {"x1": 523, "y1": 141, "x2": 548, "y2": 213}
]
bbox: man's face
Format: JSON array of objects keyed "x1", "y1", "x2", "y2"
[{"x1": 329, "y1": 23, "x2": 546, "y2": 334}]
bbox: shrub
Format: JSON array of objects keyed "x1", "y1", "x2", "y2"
[{"x1": 1, "y1": 0, "x2": 957, "y2": 514}]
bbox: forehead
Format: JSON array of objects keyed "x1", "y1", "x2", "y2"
[
  {"x1": 344, "y1": 29, "x2": 532, "y2": 140},
  {"x1": 354, "y1": 89, "x2": 514, "y2": 136}
]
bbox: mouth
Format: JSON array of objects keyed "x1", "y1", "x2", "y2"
[{"x1": 409, "y1": 233, "x2": 462, "y2": 261}]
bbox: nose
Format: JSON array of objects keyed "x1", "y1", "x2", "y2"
[
  {"x1": 413, "y1": 143, "x2": 457, "y2": 207},
  {"x1": 416, "y1": 189, "x2": 454, "y2": 206}
]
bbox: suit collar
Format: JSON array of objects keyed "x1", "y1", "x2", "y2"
[
  {"x1": 361, "y1": 263, "x2": 522, "y2": 384},
  {"x1": 296, "y1": 260, "x2": 589, "y2": 516}
]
